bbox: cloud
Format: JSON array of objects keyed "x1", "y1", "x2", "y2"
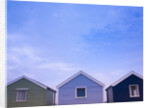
[
  {"x1": 7, "y1": 46, "x2": 42, "y2": 64},
  {"x1": 53, "y1": 13, "x2": 59, "y2": 17},
  {"x1": 7, "y1": 2, "x2": 143, "y2": 94},
  {"x1": 7, "y1": 46, "x2": 43, "y2": 80},
  {"x1": 7, "y1": 45, "x2": 78, "y2": 83},
  {"x1": 37, "y1": 62, "x2": 77, "y2": 71}
]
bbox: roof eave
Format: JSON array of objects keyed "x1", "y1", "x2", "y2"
[
  {"x1": 109, "y1": 71, "x2": 143, "y2": 87},
  {"x1": 57, "y1": 71, "x2": 105, "y2": 89}
]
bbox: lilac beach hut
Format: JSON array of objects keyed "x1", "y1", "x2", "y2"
[{"x1": 57, "y1": 71, "x2": 105, "y2": 105}]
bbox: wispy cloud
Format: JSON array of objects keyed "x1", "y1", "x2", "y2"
[
  {"x1": 7, "y1": 46, "x2": 42, "y2": 69},
  {"x1": 7, "y1": 44, "x2": 79, "y2": 87},
  {"x1": 37, "y1": 62, "x2": 77, "y2": 71},
  {"x1": 7, "y1": 2, "x2": 143, "y2": 91}
]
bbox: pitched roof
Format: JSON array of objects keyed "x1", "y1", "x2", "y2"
[
  {"x1": 106, "y1": 71, "x2": 143, "y2": 90},
  {"x1": 56, "y1": 71, "x2": 105, "y2": 89},
  {"x1": 7, "y1": 75, "x2": 56, "y2": 92}
]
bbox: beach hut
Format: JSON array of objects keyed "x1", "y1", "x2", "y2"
[{"x1": 57, "y1": 71, "x2": 105, "y2": 105}]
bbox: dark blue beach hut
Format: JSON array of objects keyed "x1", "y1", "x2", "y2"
[{"x1": 106, "y1": 71, "x2": 143, "y2": 103}]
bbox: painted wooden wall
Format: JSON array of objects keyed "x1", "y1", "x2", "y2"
[
  {"x1": 58, "y1": 74, "x2": 103, "y2": 105},
  {"x1": 7, "y1": 78, "x2": 55, "y2": 107},
  {"x1": 106, "y1": 87, "x2": 113, "y2": 102},
  {"x1": 107, "y1": 75, "x2": 143, "y2": 102}
]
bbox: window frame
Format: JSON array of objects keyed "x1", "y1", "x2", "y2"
[
  {"x1": 16, "y1": 88, "x2": 28, "y2": 102},
  {"x1": 75, "y1": 87, "x2": 87, "y2": 98},
  {"x1": 129, "y1": 84, "x2": 140, "y2": 98}
]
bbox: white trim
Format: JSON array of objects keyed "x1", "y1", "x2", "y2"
[
  {"x1": 16, "y1": 89, "x2": 28, "y2": 102},
  {"x1": 57, "y1": 89, "x2": 59, "y2": 105},
  {"x1": 7, "y1": 75, "x2": 56, "y2": 92},
  {"x1": 16, "y1": 88, "x2": 29, "y2": 90},
  {"x1": 111, "y1": 71, "x2": 143, "y2": 87},
  {"x1": 75, "y1": 87, "x2": 87, "y2": 98},
  {"x1": 129, "y1": 84, "x2": 140, "y2": 98},
  {"x1": 56, "y1": 71, "x2": 105, "y2": 89},
  {"x1": 102, "y1": 87, "x2": 105, "y2": 103}
]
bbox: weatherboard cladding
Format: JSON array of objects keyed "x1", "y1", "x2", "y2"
[
  {"x1": 58, "y1": 73, "x2": 104, "y2": 105},
  {"x1": 57, "y1": 71, "x2": 104, "y2": 88},
  {"x1": 7, "y1": 76, "x2": 56, "y2": 92},
  {"x1": 7, "y1": 77, "x2": 56, "y2": 107},
  {"x1": 46, "y1": 90, "x2": 56, "y2": 105},
  {"x1": 106, "y1": 87, "x2": 113, "y2": 102},
  {"x1": 106, "y1": 74, "x2": 143, "y2": 102}
]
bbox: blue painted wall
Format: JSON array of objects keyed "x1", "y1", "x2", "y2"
[
  {"x1": 58, "y1": 74, "x2": 103, "y2": 105},
  {"x1": 106, "y1": 75, "x2": 143, "y2": 102}
]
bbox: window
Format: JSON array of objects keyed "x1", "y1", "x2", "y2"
[
  {"x1": 16, "y1": 88, "x2": 28, "y2": 102},
  {"x1": 129, "y1": 85, "x2": 140, "y2": 97},
  {"x1": 75, "y1": 88, "x2": 87, "y2": 98}
]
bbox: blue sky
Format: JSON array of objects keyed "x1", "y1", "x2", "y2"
[{"x1": 7, "y1": 1, "x2": 143, "y2": 93}]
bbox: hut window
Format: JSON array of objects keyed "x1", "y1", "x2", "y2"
[
  {"x1": 75, "y1": 87, "x2": 87, "y2": 98},
  {"x1": 16, "y1": 88, "x2": 28, "y2": 102},
  {"x1": 129, "y1": 85, "x2": 140, "y2": 97}
]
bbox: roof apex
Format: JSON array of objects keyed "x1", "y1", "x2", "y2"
[
  {"x1": 7, "y1": 75, "x2": 56, "y2": 92},
  {"x1": 106, "y1": 71, "x2": 143, "y2": 89},
  {"x1": 56, "y1": 71, "x2": 105, "y2": 89}
]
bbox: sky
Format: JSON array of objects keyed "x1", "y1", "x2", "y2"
[{"x1": 7, "y1": 0, "x2": 143, "y2": 98}]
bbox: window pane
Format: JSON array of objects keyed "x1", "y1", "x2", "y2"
[
  {"x1": 130, "y1": 85, "x2": 138, "y2": 96},
  {"x1": 77, "y1": 88, "x2": 85, "y2": 97},
  {"x1": 17, "y1": 90, "x2": 26, "y2": 101}
]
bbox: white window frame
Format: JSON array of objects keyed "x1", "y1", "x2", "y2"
[
  {"x1": 16, "y1": 88, "x2": 28, "y2": 102},
  {"x1": 129, "y1": 85, "x2": 140, "y2": 98},
  {"x1": 75, "y1": 87, "x2": 87, "y2": 98}
]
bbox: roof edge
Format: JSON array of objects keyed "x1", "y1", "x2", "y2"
[
  {"x1": 110, "y1": 71, "x2": 143, "y2": 87},
  {"x1": 7, "y1": 75, "x2": 56, "y2": 92},
  {"x1": 56, "y1": 71, "x2": 105, "y2": 89}
]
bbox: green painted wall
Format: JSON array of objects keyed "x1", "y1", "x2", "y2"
[
  {"x1": 7, "y1": 78, "x2": 54, "y2": 107},
  {"x1": 46, "y1": 90, "x2": 55, "y2": 105}
]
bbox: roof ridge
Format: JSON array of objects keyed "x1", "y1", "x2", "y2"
[
  {"x1": 106, "y1": 71, "x2": 143, "y2": 89},
  {"x1": 56, "y1": 71, "x2": 105, "y2": 88},
  {"x1": 7, "y1": 75, "x2": 56, "y2": 92}
]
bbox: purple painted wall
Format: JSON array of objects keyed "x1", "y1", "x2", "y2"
[{"x1": 58, "y1": 74, "x2": 103, "y2": 105}]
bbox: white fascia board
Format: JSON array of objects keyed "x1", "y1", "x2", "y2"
[
  {"x1": 7, "y1": 75, "x2": 26, "y2": 86},
  {"x1": 7, "y1": 75, "x2": 55, "y2": 91},
  {"x1": 56, "y1": 71, "x2": 105, "y2": 89},
  {"x1": 111, "y1": 71, "x2": 143, "y2": 87}
]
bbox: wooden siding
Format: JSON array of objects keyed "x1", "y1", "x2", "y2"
[
  {"x1": 7, "y1": 78, "x2": 55, "y2": 107},
  {"x1": 46, "y1": 90, "x2": 56, "y2": 105},
  {"x1": 107, "y1": 74, "x2": 143, "y2": 102},
  {"x1": 58, "y1": 74, "x2": 103, "y2": 105},
  {"x1": 106, "y1": 87, "x2": 113, "y2": 102}
]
